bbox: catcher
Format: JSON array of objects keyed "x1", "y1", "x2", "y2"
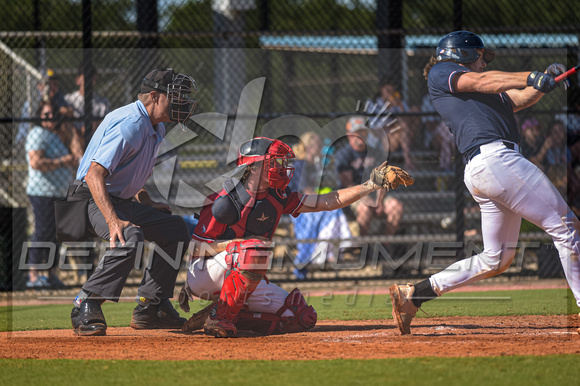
[{"x1": 180, "y1": 136, "x2": 414, "y2": 337}]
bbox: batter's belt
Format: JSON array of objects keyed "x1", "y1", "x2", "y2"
[{"x1": 467, "y1": 140, "x2": 519, "y2": 162}]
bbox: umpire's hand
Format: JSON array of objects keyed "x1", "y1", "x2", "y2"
[{"x1": 108, "y1": 218, "x2": 137, "y2": 248}]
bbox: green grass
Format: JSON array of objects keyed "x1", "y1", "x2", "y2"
[
  {"x1": 311, "y1": 288, "x2": 579, "y2": 320},
  {"x1": 1, "y1": 288, "x2": 578, "y2": 385},
  {"x1": 0, "y1": 356, "x2": 578, "y2": 386},
  {"x1": 1, "y1": 288, "x2": 578, "y2": 332}
]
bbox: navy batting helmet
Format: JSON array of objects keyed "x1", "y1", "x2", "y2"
[{"x1": 436, "y1": 31, "x2": 495, "y2": 64}]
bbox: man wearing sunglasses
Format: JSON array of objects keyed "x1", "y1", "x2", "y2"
[{"x1": 389, "y1": 31, "x2": 580, "y2": 335}]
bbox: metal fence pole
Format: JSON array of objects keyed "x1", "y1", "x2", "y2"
[
  {"x1": 453, "y1": 0, "x2": 466, "y2": 260},
  {"x1": 82, "y1": 0, "x2": 94, "y2": 148}
]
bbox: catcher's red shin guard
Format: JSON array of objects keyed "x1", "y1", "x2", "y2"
[
  {"x1": 216, "y1": 239, "x2": 273, "y2": 322},
  {"x1": 233, "y1": 288, "x2": 317, "y2": 335},
  {"x1": 277, "y1": 288, "x2": 317, "y2": 334}
]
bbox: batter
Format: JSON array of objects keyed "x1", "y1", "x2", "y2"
[{"x1": 389, "y1": 31, "x2": 580, "y2": 334}]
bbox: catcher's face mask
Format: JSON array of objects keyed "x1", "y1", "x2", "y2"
[{"x1": 235, "y1": 137, "x2": 295, "y2": 191}]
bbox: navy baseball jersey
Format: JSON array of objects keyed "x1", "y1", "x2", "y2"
[
  {"x1": 192, "y1": 187, "x2": 304, "y2": 242},
  {"x1": 428, "y1": 61, "x2": 520, "y2": 159}
]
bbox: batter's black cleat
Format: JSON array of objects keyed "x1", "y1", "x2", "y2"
[
  {"x1": 71, "y1": 300, "x2": 107, "y2": 337},
  {"x1": 130, "y1": 298, "x2": 186, "y2": 329}
]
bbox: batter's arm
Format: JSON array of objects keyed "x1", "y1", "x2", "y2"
[
  {"x1": 454, "y1": 70, "x2": 545, "y2": 112},
  {"x1": 453, "y1": 70, "x2": 530, "y2": 94},
  {"x1": 504, "y1": 87, "x2": 544, "y2": 112}
]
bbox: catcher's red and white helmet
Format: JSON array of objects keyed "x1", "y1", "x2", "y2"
[{"x1": 234, "y1": 137, "x2": 295, "y2": 190}]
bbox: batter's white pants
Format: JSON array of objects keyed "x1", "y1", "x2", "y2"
[
  {"x1": 186, "y1": 251, "x2": 294, "y2": 317},
  {"x1": 430, "y1": 140, "x2": 580, "y2": 307}
]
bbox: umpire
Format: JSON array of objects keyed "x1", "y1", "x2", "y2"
[{"x1": 69, "y1": 67, "x2": 198, "y2": 336}]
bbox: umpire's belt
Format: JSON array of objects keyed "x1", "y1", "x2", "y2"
[
  {"x1": 467, "y1": 140, "x2": 519, "y2": 162},
  {"x1": 70, "y1": 180, "x2": 130, "y2": 203}
]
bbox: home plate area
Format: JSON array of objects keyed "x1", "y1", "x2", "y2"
[{"x1": 1, "y1": 314, "x2": 579, "y2": 361}]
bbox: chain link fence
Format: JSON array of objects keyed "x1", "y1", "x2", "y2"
[{"x1": 1, "y1": 0, "x2": 578, "y2": 290}]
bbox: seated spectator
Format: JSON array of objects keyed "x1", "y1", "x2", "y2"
[
  {"x1": 544, "y1": 120, "x2": 567, "y2": 168},
  {"x1": 555, "y1": 87, "x2": 580, "y2": 135},
  {"x1": 434, "y1": 121, "x2": 455, "y2": 171},
  {"x1": 520, "y1": 118, "x2": 549, "y2": 170},
  {"x1": 289, "y1": 132, "x2": 352, "y2": 280},
  {"x1": 25, "y1": 101, "x2": 82, "y2": 288},
  {"x1": 334, "y1": 116, "x2": 404, "y2": 237},
  {"x1": 544, "y1": 119, "x2": 571, "y2": 198},
  {"x1": 65, "y1": 65, "x2": 111, "y2": 148},
  {"x1": 567, "y1": 133, "x2": 580, "y2": 217},
  {"x1": 420, "y1": 93, "x2": 441, "y2": 150},
  {"x1": 421, "y1": 93, "x2": 454, "y2": 170},
  {"x1": 365, "y1": 78, "x2": 417, "y2": 170}
]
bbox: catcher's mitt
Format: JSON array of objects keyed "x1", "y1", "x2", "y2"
[
  {"x1": 369, "y1": 161, "x2": 415, "y2": 190},
  {"x1": 182, "y1": 300, "x2": 218, "y2": 332}
]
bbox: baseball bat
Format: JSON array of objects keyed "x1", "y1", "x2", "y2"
[{"x1": 555, "y1": 65, "x2": 579, "y2": 82}]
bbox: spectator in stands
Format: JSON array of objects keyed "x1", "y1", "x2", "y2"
[
  {"x1": 520, "y1": 118, "x2": 550, "y2": 170},
  {"x1": 334, "y1": 116, "x2": 404, "y2": 237},
  {"x1": 541, "y1": 119, "x2": 570, "y2": 198},
  {"x1": 25, "y1": 101, "x2": 82, "y2": 288},
  {"x1": 420, "y1": 93, "x2": 454, "y2": 170},
  {"x1": 365, "y1": 78, "x2": 417, "y2": 171},
  {"x1": 567, "y1": 132, "x2": 580, "y2": 217},
  {"x1": 544, "y1": 120, "x2": 567, "y2": 168},
  {"x1": 18, "y1": 70, "x2": 72, "y2": 144},
  {"x1": 65, "y1": 65, "x2": 111, "y2": 148},
  {"x1": 556, "y1": 87, "x2": 580, "y2": 135},
  {"x1": 569, "y1": 90, "x2": 580, "y2": 134},
  {"x1": 289, "y1": 131, "x2": 352, "y2": 279},
  {"x1": 420, "y1": 93, "x2": 441, "y2": 150}
]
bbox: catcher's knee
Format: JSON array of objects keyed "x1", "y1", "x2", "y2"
[
  {"x1": 278, "y1": 288, "x2": 317, "y2": 333},
  {"x1": 234, "y1": 288, "x2": 317, "y2": 335}
]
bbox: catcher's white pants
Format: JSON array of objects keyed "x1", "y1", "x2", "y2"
[
  {"x1": 186, "y1": 251, "x2": 294, "y2": 316},
  {"x1": 430, "y1": 140, "x2": 580, "y2": 306}
]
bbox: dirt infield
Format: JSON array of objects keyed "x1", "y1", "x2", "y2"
[{"x1": 1, "y1": 314, "x2": 579, "y2": 360}]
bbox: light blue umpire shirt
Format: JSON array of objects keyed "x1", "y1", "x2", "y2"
[{"x1": 76, "y1": 100, "x2": 165, "y2": 199}]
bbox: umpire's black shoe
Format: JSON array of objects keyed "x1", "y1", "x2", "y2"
[
  {"x1": 130, "y1": 298, "x2": 186, "y2": 330},
  {"x1": 71, "y1": 300, "x2": 107, "y2": 336}
]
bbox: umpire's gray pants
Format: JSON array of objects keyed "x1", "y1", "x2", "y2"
[{"x1": 82, "y1": 197, "x2": 190, "y2": 302}]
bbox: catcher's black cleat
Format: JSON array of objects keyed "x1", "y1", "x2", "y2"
[
  {"x1": 130, "y1": 298, "x2": 186, "y2": 329},
  {"x1": 71, "y1": 300, "x2": 107, "y2": 337}
]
